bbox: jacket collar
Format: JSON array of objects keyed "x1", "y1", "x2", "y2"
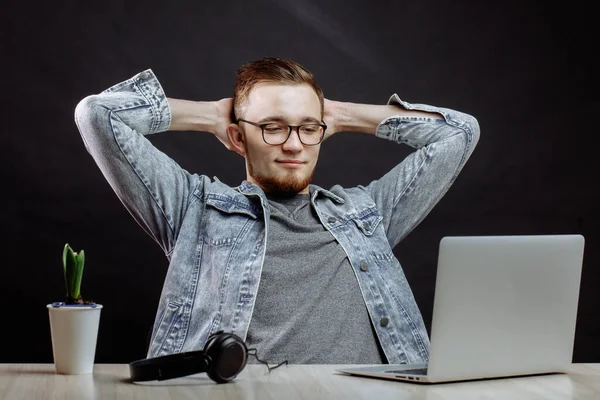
[
  {"x1": 234, "y1": 180, "x2": 345, "y2": 205},
  {"x1": 309, "y1": 184, "x2": 345, "y2": 204}
]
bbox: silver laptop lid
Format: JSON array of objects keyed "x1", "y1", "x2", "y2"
[{"x1": 427, "y1": 234, "x2": 585, "y2": 382}]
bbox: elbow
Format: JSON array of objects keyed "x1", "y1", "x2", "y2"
[
  {"x1": 74, "y1": 95, "x2": 90, "y2": 125},
  {"x1": 74, "y1": 94, "x2": 105, "y2": 131},
  {"x1": 461, "y1": 114, "x2": 481, "y2": 160},
  {"x1": 470, "y1": 115, "x2": 481, "y2": 148},
  {"x1": 459, "y1": 113, "x2": 480, "y2": 149},
  {"x1": 73, "y1": 95, "x2": 111, "y2": 152}
]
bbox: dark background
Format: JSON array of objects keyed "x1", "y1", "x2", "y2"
[{"x1": 2, "y1": 1, "x2": 598, "y2": 363}]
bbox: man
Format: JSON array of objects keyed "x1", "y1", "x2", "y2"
[{"x1": 74, "y1": 57, "x2": 479, "y2": 365}]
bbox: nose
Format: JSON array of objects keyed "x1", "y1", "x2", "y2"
[{"x1": 281, "y1": 127, "x2": 303, "y2": 152}]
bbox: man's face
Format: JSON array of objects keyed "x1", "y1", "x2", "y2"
[{"x1": 239, "y1": 82, "x2": 322, "y2": 195}]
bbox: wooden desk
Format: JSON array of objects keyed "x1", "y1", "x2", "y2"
[{"x1": 1, "y1": 363, "x2": 599, "y2": 399}]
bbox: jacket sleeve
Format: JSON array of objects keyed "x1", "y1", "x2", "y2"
[
  {"x1": 363, "y1": 94, "x2": 480, "y2": 248},
  {"x1": 74, "y1": 69, "x2": 197, "y2": 257}
]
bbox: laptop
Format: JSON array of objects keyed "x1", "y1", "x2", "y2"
[{"x1": 337, "y1": 234, "x2": 585, "y2": 383}]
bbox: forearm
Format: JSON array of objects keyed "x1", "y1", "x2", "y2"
[
  {"x1": 361, "y1": 95, "x2": 480, "y2": 246},
  {"x1": 75, "y1": 69, "x2": 195, "y2": 255},
  {"x1": 326, "y1": 93, "x2": 478, "y2": 152},
  {"x1": 168, "y1": 98, "x2": 218, "y2": 132},
  {"x1": 327, "y1": 100, "x2": 441, "y2": 135}
]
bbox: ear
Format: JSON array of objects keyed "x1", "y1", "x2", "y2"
[{"x1": 227, "y1": 123, "x2": 247, "y2": 157}]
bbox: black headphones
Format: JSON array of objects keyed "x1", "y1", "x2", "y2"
[{"x1": 129, "y1": 331, "x2": 248, "y2": 384}]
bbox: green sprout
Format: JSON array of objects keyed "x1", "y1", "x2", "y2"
[{"x1": 62, "y1": 243, "x2": 85, "y2": 304}]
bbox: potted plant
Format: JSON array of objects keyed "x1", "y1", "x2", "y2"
[{"x1": 47, "y1": 243, "x2": 103, "y2": 374}]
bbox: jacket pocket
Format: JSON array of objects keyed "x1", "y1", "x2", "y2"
[
  {"x1": 205, "y1": 195, "x2": 259, "y2": 219},
  {"x1": 151, "y1": 299, "x2": 183, "y2": 356},
  {"x1": 351, "y1": 207, "x2": 383, "y2": 236}
]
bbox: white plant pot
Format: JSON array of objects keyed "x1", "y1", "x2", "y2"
[{"x1": 47, "y1": 303, "x2": 103, "y2": 375}]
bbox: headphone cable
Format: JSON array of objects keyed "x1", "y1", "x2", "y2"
[{"x1": 247, "y1": 348, "x2": 289, "y2": 372}]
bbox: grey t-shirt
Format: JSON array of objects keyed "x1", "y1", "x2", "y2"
[{"x1": 245, "y1": 193, "x2": 385, "y2": 364}]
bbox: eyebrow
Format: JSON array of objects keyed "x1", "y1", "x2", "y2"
[{"x1": 257, "y1": 116, "x2": 322, "y2": 124}]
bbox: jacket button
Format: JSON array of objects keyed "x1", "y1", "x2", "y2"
[
  {"x1": 360, "y1": 263, "x2": 368, "y2": 271},
  {"x1": 327, "y1": 217, "x2": 336, "y2": 223},
  {"x1": 380, "y1": 317, "x2": 389, "y2": 327},
  {"x1": 139, "y1": 71, "x2": 150, "y2": 80}
]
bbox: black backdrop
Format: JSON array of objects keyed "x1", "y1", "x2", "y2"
[{"x1": 2, "y1": 1, "x2": 598, "y2": 363}]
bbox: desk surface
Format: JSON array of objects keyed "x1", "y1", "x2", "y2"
[{"x1": 1, "y1": 363, "x2": 599, "y2": 400}]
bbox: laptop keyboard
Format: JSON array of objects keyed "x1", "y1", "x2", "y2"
[{"x1": 386, "y1": 367, "x2": 428, "y2": 376}]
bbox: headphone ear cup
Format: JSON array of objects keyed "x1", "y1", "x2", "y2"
[
  {"x1": 204, "y1": 332, "x2": 248, "y2": 384},
  {"x1": 204, "y1": 331, "x2": 221, "y2": 352}
]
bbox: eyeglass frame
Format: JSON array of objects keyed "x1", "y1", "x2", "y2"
[{"x1": 236, "y1": 119, "x2": 327, "y2": 146}]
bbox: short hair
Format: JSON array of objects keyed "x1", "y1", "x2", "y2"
[{"x1": 233, "y1": 57, "x2": 324, "y2": 120}]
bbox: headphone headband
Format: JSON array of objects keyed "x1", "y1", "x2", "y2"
[
  {"x1": 129, "y1": 331, "x2": 248, "y2": 384},
  {"x1": 129, "y1": 350, "x2": 210, "y2": 381}
]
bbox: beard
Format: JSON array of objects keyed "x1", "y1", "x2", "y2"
[
  {"x1": 246, "y1": 152, "x2": 315, "y2": 196},
  {"x1": 248, "y1": 164, "x2": 314, "y2": 196},
  {"x1": 242, "y1": 134, "x2": 318, "y2": 196}
]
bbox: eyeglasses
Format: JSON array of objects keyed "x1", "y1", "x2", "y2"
[{"x1": 237, "y1": 119, "x2": 327, "y2": 146}]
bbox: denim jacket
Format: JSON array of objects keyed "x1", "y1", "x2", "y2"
[{"x1": 74, "y1": 69, "x2": 480, "y2": 364}]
